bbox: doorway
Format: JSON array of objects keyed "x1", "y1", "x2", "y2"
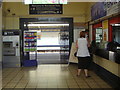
[{"x1": 20, "y1": 18, "x2": 73, "y2": 65}]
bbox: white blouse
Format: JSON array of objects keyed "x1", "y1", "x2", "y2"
[{"x1": 76, "y1": 38, "x2": 90, "y2": 57}]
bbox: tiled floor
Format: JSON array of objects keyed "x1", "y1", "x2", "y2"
[
  {"x1": 2, "y1": 64, "x2": 112, "y2": 89},
  {"x1": 30, "y1": 53, "x2": 61, "y2": 64}
]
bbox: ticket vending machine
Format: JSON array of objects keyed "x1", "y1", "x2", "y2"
[{"x1": 2, "y1": 30, "x2": 21, "y2": 68}]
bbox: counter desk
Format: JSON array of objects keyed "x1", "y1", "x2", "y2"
[{"x1": 92, "y1": 53, "x2": 120, "y2": 88}]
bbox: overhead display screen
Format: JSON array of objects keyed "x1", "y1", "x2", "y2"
[{"x1": 25, "y1": 0, "x2": 67, "y2": 4}]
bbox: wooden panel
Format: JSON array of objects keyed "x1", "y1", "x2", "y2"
[
  {"x1": 93, "y1": 55, "x2": 119, "y2": 77},
  {"x1": 119, "y1": 65, "x2": 120, "y2": 77}
]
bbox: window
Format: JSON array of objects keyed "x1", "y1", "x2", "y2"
[{"x1": 96, "y1": 28, "x2": 103, "y2": 43}]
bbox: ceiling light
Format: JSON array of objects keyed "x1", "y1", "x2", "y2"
[
  {"x1": 24, "y1": 24, "x2": 69, "y2": 27},
  {"x1": 111, "y1": 24, "x2": 120, "y2": 26}
]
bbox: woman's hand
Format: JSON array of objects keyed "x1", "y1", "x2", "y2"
[
  {"x1": 87, "y1": 38, "x2": 90, "y2": 47},
  {"x1": 76, "y1": 40, "x2": 78, "y2": 48}
]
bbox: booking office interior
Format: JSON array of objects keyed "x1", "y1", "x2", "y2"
[{"x1": 1, "y1": 1, "x2": 120, "y2": 88}]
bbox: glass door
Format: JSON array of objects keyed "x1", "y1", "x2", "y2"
[{"x1": 59, "y1": 26, "x2": 69, "y2": 64}]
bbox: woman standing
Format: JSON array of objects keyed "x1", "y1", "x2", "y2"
[{"x1": 76, "y1": 31, "x2": 91, "y2": 78}]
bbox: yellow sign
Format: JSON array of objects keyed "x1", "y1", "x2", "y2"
[
  {"x1": 102, "y1": 20, "x2": 108, "y2": 29},
  {"x1": 103, "y1": 31, "x2": 107, "y2": 41}
]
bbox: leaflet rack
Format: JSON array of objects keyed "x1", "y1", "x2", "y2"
[{"x1": 23, "y1": 31, "x2": 37, "y2": 67}]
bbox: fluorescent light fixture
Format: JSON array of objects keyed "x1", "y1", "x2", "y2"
[
  {"x1": 28, "y1": 30, "x2": 40, "y2": 31},
  {"x1": 24, "y1": 0, "x2": 32, "y2": 4},
  {"x1": 111, "y1": 24, "x2": 120, "y2": 26},
  {"x1": 25, "y1": 24, "x2": 69, "y2": 27},
  {"x1": 114, "y1": 24, "x2": 120, "y2": 26},
  {"x1": 117, "y1": 47, "x2": 120, "y2": 49}
]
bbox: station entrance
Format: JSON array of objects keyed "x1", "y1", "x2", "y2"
[{"x1": 20, "y1": 18, "x2": 73, "y2": 65}]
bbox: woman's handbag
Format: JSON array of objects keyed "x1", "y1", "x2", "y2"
[{"x1": 74, "y1": 52, "x2": 77, "y2": 57}]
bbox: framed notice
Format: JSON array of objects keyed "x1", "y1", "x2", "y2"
[{"x1": 29, "y1": 4, "x2": 63, "y2": 14}]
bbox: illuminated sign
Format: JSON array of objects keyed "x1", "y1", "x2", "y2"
[{"x1": 25, "y1": 0, "x2": 67, "y2": 4}]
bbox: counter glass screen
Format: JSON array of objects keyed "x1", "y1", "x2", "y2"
[{"x1": 112, "y1": 26, "x2": 120, "y2": 44}]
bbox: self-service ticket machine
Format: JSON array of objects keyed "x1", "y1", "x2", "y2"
[{"x1": 2, "y1": 30, "x2": 21, "y2": 68}]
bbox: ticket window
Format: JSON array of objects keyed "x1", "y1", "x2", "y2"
[{"x1": 112, "y1": 25, "x2": 120, "y2": 44}]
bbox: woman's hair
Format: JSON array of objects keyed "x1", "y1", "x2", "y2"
[{"x1": 80, "y1": 31, "x2": 85, "y2": 38}]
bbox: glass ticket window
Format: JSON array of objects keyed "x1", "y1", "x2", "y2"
[
  {"x1": 96, "y1": 28, "x2": 103, "y2": 43},
  {"x1": 112, "y1": 26, "x2": 120, "y2": 44}
]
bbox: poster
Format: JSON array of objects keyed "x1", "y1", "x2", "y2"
[
  {"x1": 91, "y1": 1, "x2": 120, "y2": 20},
  {"x1": 37, "y1": 31, "x2": 41, "y2": 40},
  {"x1": 24, "y1": 31, "x2": 37, "y2": 52},
  {"x1": 91, "y1": 2, "x2": 106, "y2": 20},
  {"x1": 102, "y1": 20, "x2": 108, "y2": 41},
  {"x1": 103, "y1": 29, "x2": 108, "y2": 41}
]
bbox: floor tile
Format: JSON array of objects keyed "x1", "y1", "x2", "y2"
[{"x1": 2, "y1": 64, "x2": 112, "y2": 89}]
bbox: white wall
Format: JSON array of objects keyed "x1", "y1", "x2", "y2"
[
  {"x1": 74, "y1": 28, "x2": 85, "y2": 42},
  {"x1": 89, "y1": 25, "x2": 93, "y2": 42}
]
